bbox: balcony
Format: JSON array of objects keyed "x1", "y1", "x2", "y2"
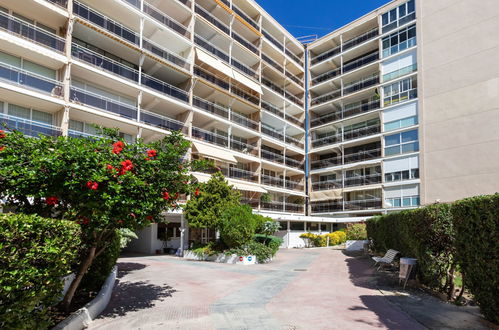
[
  {"x1": 262, "y1": 29, "x2": 283, "y2": 51},
  {"x1": 231, "y1": 58, "x2": 257, "y2": 78},
  {"x1": 74, "y1": 1, "x2": 139, "y2": 46},
  {"x1": 311, "y1": 198, "x2": 382, "y2": 213},
  {"x1": 384, "y1": 88, "x2": 417, "y2": 107},
  {"x1": 232, "y1": 4, "x2": 259, "y2": 30},
  {"x1": 1, "y1": 113, "x2": 61, "y2": 137},
  {"x1": 195, "y1": 5, "x2": 230, "y2": 35},
  {"x1": 0, "y1": 62, "x2": 63, "y2": 97},
  {"x1": 311, "y1": 201, "x2": 342, "y2": 213},
  {"x1": 311, "y1": 89, "x2": 341, "y2": 107},
  {"x1": 230, "y1": 112, "x2": 259, "y2": 130},
  {"x1": 262, "y1": 53, "x2": 284, "y2": 73},
  {"x1": 262, "y1": 126, "x2": 284, "y2": 141},
  {"x1": 285, "y1": 48, "x2": 303, "y2": 66},
  {"x1": 342, "y1": 28, "x2": 379, "y2": 51},
  {"x1": 285, "y1": 70, "x2": 303, "y2": 86},
  {"x1": 284, "y1": 91, "x2": 303, "y2": 107},
  {"x1": 0, "y1": 11, "x2": 66, "y2": 53},
  {"x1": 285, "y1": 135, "x2": 304, "y2": 149},
  {"x1": 313, "y1": 123, "x2": 381, "y2": 148},
  {"x1": 261, "y1": 174, "x2": 285, "y2": 188},
  {"x1": 231, "y1": 31, "x2": 259, "y2": 55},
  {"x1": 310, "y1": 99, "x2": 380, "y2": 128},
  {"x1": 46, "y1": 0, "x2": 68, "y2": 7},
  {"x1": 285, "y1": 157, "x2": 304, "y2": 170},
  {"x1": 262, "y1": 101, "x2": 284, "y2": 118},
  {"x1": 194, "y1": 35, "x2": 230, "y2": 63},
  {"x1": 230, "y1": 138, "x2": 257, "y2": 155},
  {"x1": 261, "y1": 202, "x2": 304, "y2": 213},
  {"x1": 68, "y1": 129, "x2": 100, "y2": 139},
  {"x1": 142, "y1": 38, "x2": 189, "y2": 70},
  {"x1": 261, "y1": 149, "x2": 284, "y2": 164},
  {"x1": 343, "y1": 74, "x2": 379, "y2": 96},
  {"x1": 285, "y1": 180, "x2": 304, "y2": 191},
  {"x1": 141, "y1": 73, "x2": 189, "y2": 103},
  {"x1": 344, "y1": 173, "x2": 382, "y2": 187},
  {"x1": 285, "y1": 113, "x2": 305, "y2": 128},
  {"x1": 240, "y1": 197, "x2": 260, "y2": 208},
  {"x1": 70, "y1": 85, "x2": 138, "y2": 120},
  {"x1": 312, "y1": 179, "x2": 342, "y2": 191},
  {"x1": 227, "y1": 167, "x2": 258, "y2": 183},
  {"x1": 71, "y1": 43, "x2": 140, "y2": 82},
  {"x1": 343, "y1": 51, "x2": 379, "y2": 74},
  {"x1": 140, "y1": 110, "x2": 185, "y2": 132},
  {"x1": 192, "y1": 127, "x2": 228, "y2": 148},
  {"x1": 141, "y1": 1, "x2": 190, "y2": 39},
  {"x1": 311, "y1": 67, "x2": 341, "y2": 86},
  {"x1": 262, "y1": 78, "x2": 303, "y2": 107},
  {"x1": 310, "y1": 148, "x2": 381, "y2": 170},
  {"x1": 193, "y1": 97, "x2": 229, "y2": 119},
  {"x1": 311, "y1": 45, "x2": 341, "y2": 66},
  {"x1": 383, "y1": 63, "x2": 417, "y2": 82},
  {"x1": 312, "y1": 133, "x2": 341, "y2": 148}
]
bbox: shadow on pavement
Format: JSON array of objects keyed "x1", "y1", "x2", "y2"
[{"x1": 116, "y1": 262, "x2": 147, "y2": 279}]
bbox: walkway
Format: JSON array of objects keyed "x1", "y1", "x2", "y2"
[{"x1": 89, "y1": 249, "x2": 425, "y2": 329}]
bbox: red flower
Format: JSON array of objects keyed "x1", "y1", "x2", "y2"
[
  {"x1": 106, "y1": 164, "x2": 115, "y2": 171},
  {"x1": 0, "y1": 146, "x2": 4, "y2": 152},
  {"x1": 145, "y1": 157, "x2": 150, "y2": 161},
  {"x1": 175, "y1": 192, "x2": 179, "y2": 199},
  {"x1": 129, "y1": 213, "x2": 136, "y2": 218},
  {"x1": 117, "y1": 219, "x2": 124, "y2": 224},
  {"x1": 46, "y1": 196, "x2": 58, "y2": 206},
  {"x1": 162, "y1": 191, "x2": 170, "y2": 200},
  {"x1": 86, "y1": 181, "x2": 99, "y2": 190},
  {"x1": 118, "y1": 160, "x2": 134, "y2": 175},
  {"x1": 77, "y1": 217, "x2": 90, "y2": 225},
  {"x1": 112, "y1": 141, "x2": 124, "y2": 154},
  {"x1": 195, "y1": 188, "x2": 200, "y2": 197},
  {"x1": 147, "y1": 149, "x2": 157, "y2": 158},
  {"x1": 146, "y1": 216, "x2": 153, "y2": 222},
  {"x1": 0, "y1": 130, "x2": 5, "y2": 138}
]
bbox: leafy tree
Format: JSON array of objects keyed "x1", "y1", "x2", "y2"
[
  {"x1": 219, "y1": 204, "x2": 260, "y2": 248},
  {"x1": 184, "y1": 171, "x2": 240, "y2": 229},
  {"x1": 0, "y1": 128, "x2": 204, "y2": 310},
  {"x1": 259, "y1": 220, "x2": 281, "y2": 237}
]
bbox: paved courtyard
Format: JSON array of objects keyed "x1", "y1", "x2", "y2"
[{"x1": 89, "y1": 248, "x2": 430, "y2": 329}]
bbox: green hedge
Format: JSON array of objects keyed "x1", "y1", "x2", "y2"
[
  {"x1": 0, "y1": 213, "x2": 81, "y2": 329},
  {"x1": 452, "y1": 194, "x2": 499, "y2": 324}
]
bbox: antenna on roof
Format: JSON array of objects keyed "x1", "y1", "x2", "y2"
[{"x1": 297, "y1": 34, "x2": 318, "y2": 44}]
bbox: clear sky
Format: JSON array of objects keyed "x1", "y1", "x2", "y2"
[{"x1": 257, "y1": 0, "x2": 391, "y2": 40}]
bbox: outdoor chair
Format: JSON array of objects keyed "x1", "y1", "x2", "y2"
[{"x1": 372, "y1": 249, "x2": 399, "y2": 271}]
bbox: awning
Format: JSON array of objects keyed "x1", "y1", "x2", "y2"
[
  {"x1": 231, "y1": 181, "x2": 267, "y2": 193},
  {"x1": 192, "y1": 172, "x2": 211, "y2": 183},
  {"x1": 191, "y1": 141, "x2": 237, "y2": 164},
  {"x1": 232, "y1": 70, "x2": 263, "y2": 94},
  {"x1": 310, "y1": 190, "x2": 343, "y2": 201},
  {"x1": 343, "y1": 184, "x2": 381, "y2": 193},
  {"x1": 195, "y1": 48, "x2": 234, "y2": 78}
]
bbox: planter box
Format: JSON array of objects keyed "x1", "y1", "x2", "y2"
[
  {"x1": 346, "y1": 240, "x2": 368, "y2": 251},
  {"x1": 183, "y1": 251, "x2": 256, "y2": 265}
]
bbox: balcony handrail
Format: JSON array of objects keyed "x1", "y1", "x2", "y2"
[
  {"x1": 141, "y1": 0, "x2": 190, "y2": 38},
  {"x1": 262, "y1": 77, "x2": 284, "y2": 95},
  {"x1": 311, "y1": 67, "x2": 341, "y2": 86},
  {"x1": 231, "y1": 31, "x2": 259, "y2": 55},
  {"x1": 285, "y1": 134, "x2": 303, "y2": 146},
  {"x1": 1, "y1": 113, "x2": 61, "y2": 134},
  {"x1": 343, "y1": 74, "x2": 379, "y2": 95},
  {"x1": 311, "y1": 89, "x2": 341, "y2": 106},
  {"x1": 230, "y1": 111, "x2": 259, "y2": 129},
  {"x1": 70, "y1": 85, "x2": 137, "y2": 109},
  {"x1": 285, "y1": 156, "x2": 304, "y2": 168},
  {"x1": 195, "y1": 4, "x2": 230, "y2": 35},
  {"x1": 342, "y1": 28, "x2": 379, "y2": 51},
  {"x1": 140, "y1": 109, "x2": 185, "y2": 127},
  {"x1": 262, "y1": 28, "x2": 284, "y2": 51},
  {"x1": 192, "y1": 126, "x2": 228, "y2": 147},
  {"x1": 285, "y1": 70, "x2": 303, "y2": 86},
  {"x1": 383, "y1": 63, "x2": 417, "y2": 82},
  {"x1": 342, "y1": 51, "x2": 379, "y2": 74},
  {"x1": 231, "y1": 58, "x2": 257, "y2": 78},
  {"x1": 142, "y1": 38, "x2": 189, "y2": 69},
  {"x1": 141, "y1": 72, "x2": 189, "y2": 102},
  {"x1": 0, "y1": 61, "x2": 63, "y2": 95},
  {"x1": 230, "y1": 138, "x2": 257, "y2": 153},
  {"x1": 284, "y1": 91, "x2": 303, "y2": 107},
  {"x1": 261, "y1": 101, "x2": 284, "y2": 118},
  {"x1": 311, "y1": 44, "x2": 341, "y2": 66},
  {"x1": 0, "y1": 10, "x2": 66, "y2": 52},
  {"x1": 262, "y1": 125, "x2": 284, "y2": 141},
  {"x1": 285, "y1": 48, "x2": 304, "y2": 66},
  {"x1": 71, "y1": 43, "x2": 140, "y2": 81},
  {"x1": 73, "y1": 1, "x2": 139, "y2": 45},
  {"x1": 228, "y1": 167, "x2": 257, "y2": 180},
  {"x1": 192, "y1": 96, "x2": 229, "y2": 119},
  {"x1": 262, "y1": 53, "x2": 284, "y2": 73},
  {"x1": 261, "y1": 149, "x2": 284, "y2": 162}
]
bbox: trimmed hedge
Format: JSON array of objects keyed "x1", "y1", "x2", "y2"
[
  {"x1": 452, "y1": 194, "x2": 498, "y2": 324},
  {"x1": 0, "y1": 213, "x2": 81, "y2": 329},
  {"x1": 367, "y1": 194, "x2": 499, "y2": 324}
]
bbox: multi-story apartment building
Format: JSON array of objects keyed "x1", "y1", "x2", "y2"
[{"x1": 1, "y1": 0, "x2": 498, "y2": 249}]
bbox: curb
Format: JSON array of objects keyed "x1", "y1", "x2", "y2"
[{"x1": 53, "y1": 266, "x2": 117, "y2": 330}]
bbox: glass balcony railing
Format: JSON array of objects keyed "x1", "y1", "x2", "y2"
[
  {"x1": 311, "y1": 198, "x2": 381, "y2": 213},
  {"x1": 141, "y1": 73, "x2": 189, "y2": 103},
  {"x1": 230, "y1": 112, "x2": 259, "y2": 130},
  {"x1": 311, "y1": 68, "x2": 341, "y2": 86},
  {"x1": 262, "y1": 53, "x2": 284, "y2": 73},
  {"x1": 311, "y1": 89, "x2": 341, "y2": 107},
  {"x1": 228, "y1": 167, "x2": 258, "y2": 182},
  {"x1": 262, "y1": 126, "x2": 284, "y2": 141},
  {"x1": 285, "y1": 70, "x2": 303, "y2": 86},
  {"x1": 311, "y1": 45, "x2": 341, "y2": 66},
  {"x1": 194, "y1": 35, "x2": 230, "y2": 63},
  {"x1": 285, "y1": 157, "x2": 304, "y2": 169},
  {"x1": 311, "y1": 201, "x2": 343, "y2": 213},
  {"x1": 312, "y1": 179, "x2": 342, "y2": 191},
  {"x1": 312, "y1": 123, "x2": 382, "y2": 148},
  {"x1": 384, "y1": 88, "x2": 417, "y2": 107},
  {"x1": 311, "y1": 99, "x2": 380, "y2": 127},
  {"x1": 140, "y1": 110, "x2": 185, "y2": 132},
  {"x1": 46, "y1": 0, "x2": 68, "y2": 8},
  {"x1": 310, "y1": 148, "x2": 380, "y2": 170},
  {"x1": 262, "y1": 29, "x2": 284, "y2": 51},
  {"x1": 285, "y1": 203, "x2": 304, "y2": 213},
  {"x1": 231, "y1": 31, "x2": 259, "y2": 55},
  {"x1": 70, "y1": 85, "x2": 138, "y2": 120},
  {"x1": 193, "y1": 97, "x2": 229, "y2": 119},
  {"x1": 344, "y1": 173, "x2": 382, "y2": 187},
  {"x1": 343, "y1": 74, "x2": 379, "y2": 96},
  {"x1": 142, "y1": 39, "x2": 189, "y2": 70},
  {"x1": 232, "y1": 85, "x2": 259, "y2": 105},
  {"x1": 71, "y1": 43, "x2": 139, "y2": 82},
  {"x1": 342, "y1": 28, "x2": 379, "y2": 51},
  {"x1": 262, "y1": 174, "x2": 284, "y2": 188},
  {"x1": 383, "y1": 63, "x2": 417, "y2": 82},
  {"x1": 230, "y1": 139, "x2": 257, "y2": 155},
  {"x1": 232, "y1": 4, "x2": 259, "y2": 30},
  {"x1": 261, "y1": 101, "x2": 284, "y2": 118},
  {"x1": 285, "y1": 114, "x2": 304, "y2": 128},
  {"x1": 74, "y1": 1, "x2": 139, "y2": 46},
  {"x1": 68, "y1": 129, "x2": 100, "y2": 139},
  {"x1": 231, "y1": 58, "x2": 257, "y2": 78},
  {"x1": 312, "y1": 133, "x2": 341, "y2": 148},
  {"x1": 192, "y1": 127, "x2": 228, "y2": 148},
  {"x1": 1, "y1": 113, "x2": 61, "y2": 137},
  {"x1": 195, "y1": 5, "x2": 230, "y2": 35},
  {"x1": 284, "y1": 91, "x2": 304, "y2": 107},
  {"x1": 261, "y1": 149, "x2": 284, "y2": 164},
  {"x1": 261, "y1": 202, "x2": 304, "y2": 213},
  {"x1": 0, "y1": 11, "x2": 65, "y2": 52},
  {"x1": 285, "y1": 135, "x2": 304, "y2": 149},
  {"x1": 142, "y1": 1, "x2": 190, "y2": 39},
  {"x1": 343, "y1": 51, "x2": 379, "y2": 74},
  {"x1": 0, "y1": 61, "x2": 63, "y2": 96},
  {"x1": 285, "y1": 180, "x2": 304, "y2": 191},
  {"x1": 176, "y1": 0, "x2": 191, "y2": 7},
  {"x1": 262, "y1": 77, "x2": 284, "y2": 95},
  {"x1": 285, "y1": 48, "x2": 304, "y2": 66}
]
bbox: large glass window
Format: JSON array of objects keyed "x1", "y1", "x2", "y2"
[
  {"x1": 290, "y1": 221, "x2": 305, "y2": 231},
  {"x1": 383, "y1": 76, "x2": 417, "y2": 106},
  {"x1": 385, "y1": 116, "x2": 418, "y2": 131},
  {"x1": 382, "y1": 25, "x2": 416, "y2": 57},
  {"x1": 385, "y1": 168, "x2": 419, "y2": 182},
  {"x1": 381, "y1": 0, "x2": 416, "y2": 33},
  {"x1": 385, "y1": 129, "x2": 419, "y2": 156}
]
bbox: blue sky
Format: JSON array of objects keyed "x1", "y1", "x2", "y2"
[{"x1": 257, "y1": 0, "x2": 391, "y2": 40}]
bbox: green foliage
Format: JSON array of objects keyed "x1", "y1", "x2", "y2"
[
  {"x1": 227, "y1": 242, "x2": 275, "y2": 264},
  {"x1": 367, "y1": 204, "x2": 455, "y2": 291},
  {"x1": 260, "y1": 193, "x2": 272, "y2": 203},
  {"x1": 80, "y1": 230, "x2": 121, "y2": 293},
  {"x1": 253, "y1": 234, "x2": 283, "y2": 254},
  {"x1": 258, "y1": 220, "x2": 281, "y2": 236},
  {"x1": 0, "y1": 128, "x2": 202, "y2": 308},
  {"x1": 189, "y1": 241, "x2": 222, "y2": 257},
  {"x1": 219, "y1": 204, "x2": 261, "y2": 248},
  {"x1": 300, "y1": 231, "x2": 346, "y2": 247},
  {"x1": 0, "y1": 213, "x2": 81, "y2": 329},
  {"x1": 118, "y1": 228, "x2": 138, "y2": 249},
  {"x1": 184, "y1": 172, "x2": 241, "y2": 229},
  {"x1": 452, "y1": 194, "x2": 499, "y2": 324},
  {"x1": 345, "y1": 223, "x2": 367, "y2": 240}
]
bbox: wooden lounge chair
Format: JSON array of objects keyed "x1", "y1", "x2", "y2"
[{"x1": 372, "y1": 249, "x2": 399, "y2": 270}]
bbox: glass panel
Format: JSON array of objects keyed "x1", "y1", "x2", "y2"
[
  {"x1": 385, "y1": 145, "x2": 400, "y2": 156},
  {"x1": 399, "y1": 4, "x2": 406, "y2": 17},
  {"x1": 23, "y1": 60, "x2": 56, "y2": 79},
  {"x1": 412, "y1": 196, "x2": 420, "y2": 205},
  {"x1": 400, "y1": 116, "x2": 418, "y2": 128},
  {"x1": 69, "y1": 119, "x2": 83, "y2": 132},
  {"x1": 394, "y1": 198, "x2": 401, "y2": 207},
  {"x1": 385, "y1": 133, "x2": 401, "y2": 146},
  {"x1": 385, "y1": 121, "x2": 401, "y2": 131},
  {"x1": 382, "y1": 13, "x2": 389, "y2": 26},
  {"x1": 408, "y1": 0, "x2": 415, "y2": 13},
  {"x1": 403, "y1": 197, "x2": 412, "y2": 206},
  {"x1": 8, "y1": 104, "x2": 30, "y2": 119},
  {"x1": 402, "y1": 141, "x2": 419, "y2": 153},
  {"x1": 31, "y1": 109, "x2": 52, "y2": 124},
  {"x1": 290, "y1": 222, "x2": 304, "y2": 231},
  {"x1": 402, "y1": 129, "x2": 418, "y2": 142},
  {"x1": 0, "y1": 51, "x2": 21, "y2": 67}
]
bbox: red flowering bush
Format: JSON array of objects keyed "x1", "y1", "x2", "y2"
[{"x1": 0, "y1": 128, "x2": 206, "y2": 310}]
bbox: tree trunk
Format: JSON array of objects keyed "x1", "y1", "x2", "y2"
[
  {"x1": 61, "y1": 245, "x2": 97, "y2": 312},
  {"x1": 455, "y1": 277, "x2": 465, "y2": 303},
  {"x1": 446, "y1": 262, "x2": 457, "y2": 301}
]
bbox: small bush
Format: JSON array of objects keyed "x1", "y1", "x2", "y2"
[
  {"x1": 227, "y1": 242, "x2": 275, "y2": 263},
  {"x1": 219, "y1": 205, "x2": 260, "y2": 248},
  {"x1": 0, "y1": 213, "x2": 81, "y2": 329},
  {"x1": 452, "y1": 194, "x2": 499, "y2": 324},
  {"x1": 345, "y1": 223, "x2": 367, "y2": 240}
]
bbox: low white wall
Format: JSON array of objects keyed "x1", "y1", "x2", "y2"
[{"x1": 346, "y1": 240, "x2": 368, "y2": 251}]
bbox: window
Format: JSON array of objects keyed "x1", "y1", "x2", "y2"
[
  {"x1": 290, "y1": 221, "x2": 305, "y2": 231},
  {"x1": 278, "y1": 221, "x2": 287, "y2": 230},
  {"x1": 382, "y1": 25, "x2": 417, "y2": 57},
  {"x1": 384, "y1": 76, "x2": 417, "y2": 106},
  {"x1": 384, "y1": 115, "x2": 418, "y2": 131},
  {"x1": 385, "y1": 129, "x2": 419, "y2": 156},
  {"x1": 385, "y1": 168, "x2": 419, "y2": 182},
  {"x1": 307, "y1": 222, "x2": 319, "y2": 231},
  {"x1": 381, "y1": 0, "x2": 416, "y2": 33}
]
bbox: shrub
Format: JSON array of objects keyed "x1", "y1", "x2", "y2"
[
  {"x1": 345, "y1": 223, "x2": 367, "y2": 240},
  {"x1": 333, "y1": 231, "x2": 347, "y2": 243},
  {"x1": 300, "y1": 232, "x2": 317, "y2": 247},
  {"x1": 0, "y1": 213, "x2": 81, "y2": 329},
  {"x1": 227, "y1": 241, "x2": 275, "y2": 263},
  {"x1": 452, "y1": 194, "x2": 499, "y2": 324},
  {"x1": 258, "y1": 220, "x2": 281, "y2": 236},
  {"x1": 324, "y1": 232, "x2": 345, "y2": 246},
  {"x1": 219, "y1": 204, "x2": 260, "y2": 248}
]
